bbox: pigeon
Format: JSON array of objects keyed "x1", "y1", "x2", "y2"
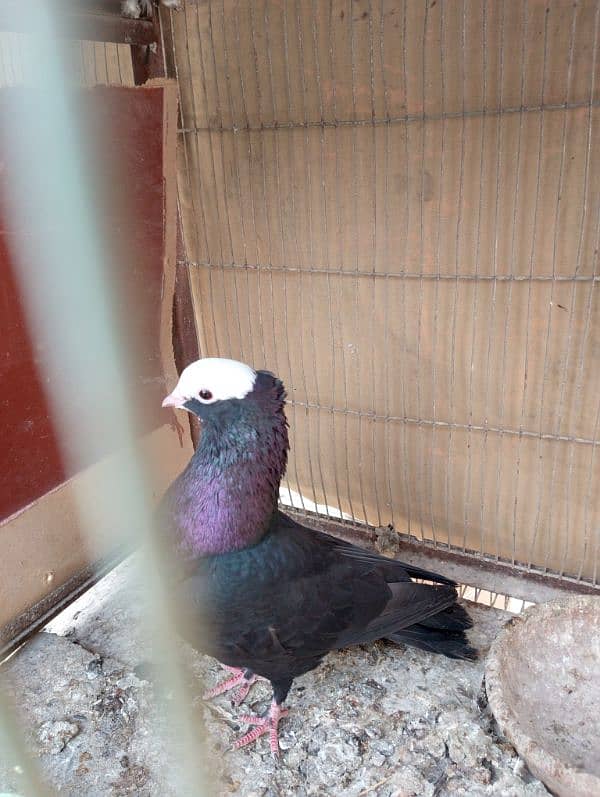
[{"x1": 160, "y1": 358, "x2": 477, "y2": 755}]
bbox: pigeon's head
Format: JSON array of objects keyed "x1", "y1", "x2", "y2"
[{"x1": 162, "y1": 357, "x2": 285, "y2": 425}]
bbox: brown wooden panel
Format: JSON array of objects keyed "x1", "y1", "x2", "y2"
[{"x1": 0, "y1": 80, "x2": 193, "y2": 650}]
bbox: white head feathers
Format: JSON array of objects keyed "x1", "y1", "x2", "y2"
[{"x1": 162, "y1": 358, "x2": 257, "y2": 409}]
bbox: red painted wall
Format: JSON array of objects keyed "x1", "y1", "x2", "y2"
[
  {"x1": 0, "y1": 228, "x2": 67, "y2": 518},
  {"x1": 0, "y1": 86, "x2": 171, "y2": 520}
]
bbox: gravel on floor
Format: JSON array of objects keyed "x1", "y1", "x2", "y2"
[{"x1": 0, "y1": 556, "x2": 549, "y2": 797}]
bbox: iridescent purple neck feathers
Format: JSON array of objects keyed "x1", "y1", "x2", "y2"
[{"x1": 163, "y1": 372, "x2": 288, "y2": 558}]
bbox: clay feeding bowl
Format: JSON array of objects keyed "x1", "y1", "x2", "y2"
[{"x1": 485, "y1": 595, "x2": 600, "y2": 797}]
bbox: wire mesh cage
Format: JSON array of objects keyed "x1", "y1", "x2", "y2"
[
  {"x1": 169, "y1": 0, "x2": 600, "y2": 588},
  {"x1": 1, "y1": 2, "x2": 599, "y2": 795}
]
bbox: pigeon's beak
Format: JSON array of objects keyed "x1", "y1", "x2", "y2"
[{"x1": 162, "y1": 391, "x2": 185, "y2": 409}]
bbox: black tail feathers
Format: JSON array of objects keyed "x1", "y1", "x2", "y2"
[
  {"x1": 417, "y1": 601, "x2": 473, "y2": 632},
  {"x1": 389, "y1": 603, "x2": 478, "y2": 661}
]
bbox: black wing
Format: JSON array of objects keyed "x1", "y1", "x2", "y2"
[{"x1": 176, "y1": 512, "x2": 474, "y2": 684}]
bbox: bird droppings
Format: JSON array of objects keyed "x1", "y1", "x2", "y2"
[
  {"x1": 86, "y1": 656, "x2": 104, "y2": 680},
  {"x1": 92, "y1": 683, "x2": 138, "y2": 726},
  {"x1": 36, "y1": 719, "x2": 80, "y2": 755},
  {"x1": 0, "y1": 556, "x2": 550, "y2": 796},
  {"x1": 373, "y1": 525, "x2": 403, "y2": 559}
]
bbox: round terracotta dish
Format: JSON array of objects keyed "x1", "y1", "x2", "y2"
[{"x1": 485, "y1": 595, "x2": 600, "y2": 797}]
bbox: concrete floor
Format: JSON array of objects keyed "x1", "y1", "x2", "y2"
[{"x1": 1, "y1": 556, "x2": 549, "y2": 796}]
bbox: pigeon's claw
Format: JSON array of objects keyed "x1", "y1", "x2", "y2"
[
  {"x1": 234, "y1": 701, "x2": 289, "y2": 757},
  {"x1": 203, "y1": 666, "x2": 263, "y2": 705},
  {"x1": 231, "y1": 673, "x2": 260, "y2": 706},
  {"x1": 203, "y1": 666, "x2": 245, "y2": 700}
]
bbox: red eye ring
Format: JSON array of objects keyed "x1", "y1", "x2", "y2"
[{"x1": 199, "y1": 389, "x2": 213, "y2": 401}]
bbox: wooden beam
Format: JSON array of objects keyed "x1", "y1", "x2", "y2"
[
  {"x1": 0, "y1": 3, "x2": 156, "y2": 45},
  {"x1": 132, "y1": 4, "x2": 201, "y2": 453},
  {"x1": 130, "y1": 2, "x2": 164, "y2": 85}
]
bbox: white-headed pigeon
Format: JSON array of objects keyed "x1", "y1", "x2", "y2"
[{"x1": 160, "y1": 358, "x2": 477, "y2": 756}]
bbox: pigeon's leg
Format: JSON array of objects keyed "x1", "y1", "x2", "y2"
[
  {"x1": 203, "y1": 666, "x2": 264, "y2": 706},
  {"x1": 235, "y1": 700, "x2": 289, "y2": 757},
  {"x1": 233, "y1": 679, "x2": 292, "y2": 757}
]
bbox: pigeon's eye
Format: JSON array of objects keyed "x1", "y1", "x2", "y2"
[{"x1": 199, "y1": 389, "x2": 213, "y2": 401}]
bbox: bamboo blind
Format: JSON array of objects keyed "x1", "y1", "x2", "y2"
[{"x1": 171, "y1": 1, "x2": 597, "y2": 583}]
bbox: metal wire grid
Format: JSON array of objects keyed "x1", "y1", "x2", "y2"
[{"x1": 169, "y1": 0, "x2": 600, "y2": 586}]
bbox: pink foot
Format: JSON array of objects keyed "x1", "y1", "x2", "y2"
[
  {"x1": 203, "y1": 666, "x2": 263, "y2": 706},
  {"x1": 234, "y1": 701, "x2": 289, "y2": 757}
]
